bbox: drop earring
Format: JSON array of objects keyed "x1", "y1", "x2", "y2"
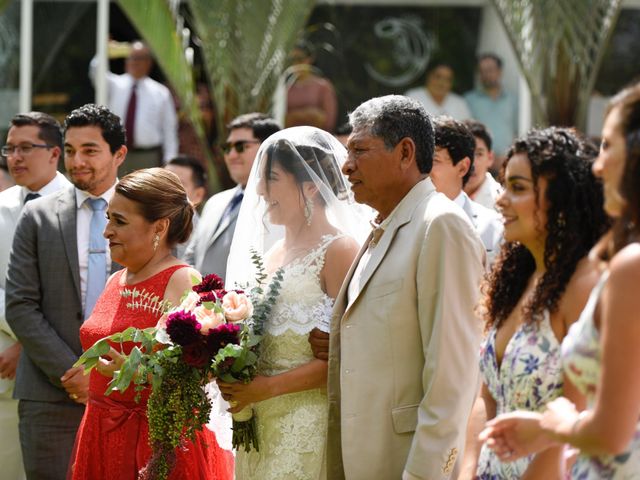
[
  {"x1": 304, "y1": 198, "x2": 314, "y2": 226},
  {"x1": 153, "y1": 234, "x2": 160, "y2": 251}
]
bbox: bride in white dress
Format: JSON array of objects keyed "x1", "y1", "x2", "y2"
[{"x1": 219, "y1": 127, "x2": 370, "y2": 479}]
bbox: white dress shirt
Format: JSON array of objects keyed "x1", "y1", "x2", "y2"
[
  {"x1": 471, "y1": 173, "x2": 503, "y2": 211},
  {"x1": 90, "y1": 59, "x2": 178, "y2": 162},
  {"x1": 20, "y1": 171, "x2": 70, "y2": 203},
  {"x1": 75, "y1": 184, "x2": 115, "y2": 311},
  {"x1": 404, "y1": 87, "x2": 471, "y2": 121}
]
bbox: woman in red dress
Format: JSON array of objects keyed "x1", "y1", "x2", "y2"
[{"x1": 69, "y1": 168, "x2": 234, "y2": 479}]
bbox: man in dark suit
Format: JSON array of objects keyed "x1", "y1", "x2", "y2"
[
  {"x1": 6, "y1": 104, "x2": 126, "y2": 479},
  {"x1": 184, "y1": 113, "x2": 280, "y2": 280}
]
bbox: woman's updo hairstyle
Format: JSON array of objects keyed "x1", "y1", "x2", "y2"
[{"x1": 115, "y1": 168, "x2": 194, "y2": 247}]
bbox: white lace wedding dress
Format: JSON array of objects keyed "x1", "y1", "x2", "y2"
[{"x1": 235, "y1": 235, "x2": 340, "y2": 480}]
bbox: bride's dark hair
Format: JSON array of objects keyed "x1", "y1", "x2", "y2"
[{"x1": 262, "y1": 138, "x2": 348, "y2": 203}]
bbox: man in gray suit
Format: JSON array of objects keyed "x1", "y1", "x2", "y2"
[
  {"x1": 0, "y1": 112, "x2": 70, "y2": 480},
  {"x1": 184, "y1": 113, "x2": 280, "y2": 280},
  {"x1": 6, "y1": 104, "x2": 126, "y2": 479},
  {"x1": 430, "y1": 116, "x2": 504, "y2": 266}
]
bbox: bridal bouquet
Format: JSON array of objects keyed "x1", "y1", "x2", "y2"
[{"x1": 74, "y1": 255, "x2": 282, "y2": 479}]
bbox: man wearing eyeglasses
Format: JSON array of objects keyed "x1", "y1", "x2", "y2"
[
  {"x1": 184, "y1": 113, "x2": 280, "y2": 280},
  {"x1": 5, "y1": 104, "x2": 125, "y2": 479},
  {"x1": 0, "y1": 112, "x2": 70, "y2": 480}
]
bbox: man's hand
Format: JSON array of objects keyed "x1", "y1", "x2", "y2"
[
  {"x1": 308, "y1": 328, "x2": 330, "y2": 361},
  {"x1": 0, "y1": 342, "x2": 22, "y2": 379},
  {"x1": 61, "y1": 366, "x2": 90, "y2": 404}
]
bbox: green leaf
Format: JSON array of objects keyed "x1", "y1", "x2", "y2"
[{"x1": 74, "y1": 339, "x2": 111, "y2": 368}]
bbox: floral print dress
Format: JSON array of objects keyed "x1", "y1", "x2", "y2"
[
  {"x1": 562, "y1": 270, "x2": 640, "y2": 479},
  {"x1": 477, "y1": 311, "x2": 564, "y2": 478}
]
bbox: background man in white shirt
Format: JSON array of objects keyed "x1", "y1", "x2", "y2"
[
  {"x1": 431, "y1": 116, "x2": 503, "y2": 265},
  {"x1": 0, "y1": 111, "x2": 71, "y2": 480},
  {"x1": 91, "y1": 41, "x2": 177, "y2": 175},
  {"x1": 463, "y1": 119, "x2": 503, "y2": 211},
  {"x1": 6, "y1": 104, "x2": 125, "y2": 479}
]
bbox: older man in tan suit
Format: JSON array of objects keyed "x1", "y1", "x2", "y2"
[{"x1": 324, "y1": 95, "x2": 485, "y2": 479}]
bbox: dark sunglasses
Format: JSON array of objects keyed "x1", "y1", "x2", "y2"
[{"x1": 221, "y1": 140, "x2": 260, "y2": 154}]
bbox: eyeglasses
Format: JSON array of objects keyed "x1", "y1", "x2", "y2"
[
  {"x1": 1, "y1": 143, "x2": 53, "y2": 158},
  {"x1": 221, "y1": 140, "x2": 260, "y2": 154}
]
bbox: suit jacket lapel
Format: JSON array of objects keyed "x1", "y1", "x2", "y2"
[
  {"x1": 202, "y1": 188, "x2": 239, "y2": 255},
  {"x1": 333, "y1": 231, "x2": 373, "y2": 318},
  {"x1": 340, "y1": 179, "x2": 436, "y2": 317},
  {"x1": 211, "y1": 204, "x2": 239, "y2": 244},
  {"x1": 57, "y1": 188, "x2": 82, "y2": 302}
]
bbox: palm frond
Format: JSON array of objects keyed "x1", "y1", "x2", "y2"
[
  {"x1": 117, "y1": 0, "x2": 220, "y2": 190},
  {"x1": 491, "y1": 0, "x2": 621, "y2": 128},
  {"x1": 189, "y1": 0, "x2": 316, "y2": 129}
]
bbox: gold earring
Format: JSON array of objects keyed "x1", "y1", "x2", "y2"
[
  {"x1": 153, "y1": 234, "x2": 160, "y2": 251},
  {"x1": 304, "y1": 198, "x2": 314, "y2": 226}
]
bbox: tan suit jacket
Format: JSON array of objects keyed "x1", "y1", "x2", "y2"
[{"x1": 327, "y1": 179, "x2": 485, "y2": 479}]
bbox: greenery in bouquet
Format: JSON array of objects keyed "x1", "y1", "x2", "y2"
[
  {"x1": 211, "y1": 254, "x2": 284, "y2": 453},
  {"x1": 74, "y1": 254, "x2": 281, "y2": 479}
]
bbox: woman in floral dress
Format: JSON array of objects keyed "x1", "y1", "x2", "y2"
[
  {"x1": 480, "y1": 83, "x2": 640, "y2": 479},
  {"x1": 462, "y1": 127, "x2": 609, "y2": 479}
]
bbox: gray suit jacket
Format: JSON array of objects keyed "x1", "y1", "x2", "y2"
[
  {"x1": 184, "y1": 186, "x2": 240, "y2": 280},
  {"x1": 5, "y1": 186, "x2": 117, "y2": 402}
]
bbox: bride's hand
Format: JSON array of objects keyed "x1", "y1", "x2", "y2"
[{"x1": 217, "y1": 375, "x2": 275, "y2": 414}]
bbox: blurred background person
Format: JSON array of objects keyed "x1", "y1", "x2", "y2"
[
  {"x1": 184, "y1": 113, "x2": 281, "y2": 279},
  {"x1": 465, "y1": 53, "x2": 518, "y2": 164},
  {"x1": 68, "y1": 168, "x2": 233, "y2": 480},
  {"x1": 404, "y1": 61, "x2": 471, "y2": 120},
  {"x1": 463, "y1": 119, "x2": 502, "y2": 211},
  {"x1": 0, "y1": 112, "x2": 70, "y2": 480},
  {"x1": 0, "y1": 161, "x2": 15, "y2": 192},
  {"x1": 480, "y1": 82, "x2": 640, "y2": 480},
  {"x1": 90, "y1": 40, "x2": 178, "y2": 174},
  {"x1": 285, "y1": 40, "x2": 338, "y2": 132},
  {"x1": 431, "y1": 116, "x2": 503, "y2": 266},
  {"x1": 461, "y1": 128, "x2": 609, "y2": 479},
  {"x1": 165, "y1": 155, "x2": 207, "y2": 259}
]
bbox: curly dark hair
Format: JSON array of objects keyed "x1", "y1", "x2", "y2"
[{"x1": 483, "y1": 127, "x2": 610, "y2": 330}]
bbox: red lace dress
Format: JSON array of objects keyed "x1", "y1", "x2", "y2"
[{"x1": 69, "y1": 266, "x2": 234, "y2": 480}]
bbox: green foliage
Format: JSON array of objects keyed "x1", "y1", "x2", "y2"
[
  {"x1": 116, "y1": 0, "x2": 219, "y2": 191},
  {"x1": 142, "y1": 357, "x2": 212, "y2": 480},
  {"x1": 121, "y1": 287, "x2": 174, "y2": 317},
  {"x1": 188, "y1": 0, "x2": 316, "y2": 128},
  {"x1": 492, "y1": 0, "x2": 622, "y2": 128}
]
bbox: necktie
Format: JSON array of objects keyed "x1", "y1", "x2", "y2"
[
  {"x1": 24, "y1": 192, "x2": 41, "y2": 204},
  {"x1": 125, "y1": 82, "x2": 137, "y2": 148},
  {"x1": 368, "y1": 226, "x2": 385, "y2": 250},
  {"x1": 85, "y1": 197, "x2": 108, "y2": 319},
  {"x1": 218, "y1": 191, "x2": 244, "y2": 229}
]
